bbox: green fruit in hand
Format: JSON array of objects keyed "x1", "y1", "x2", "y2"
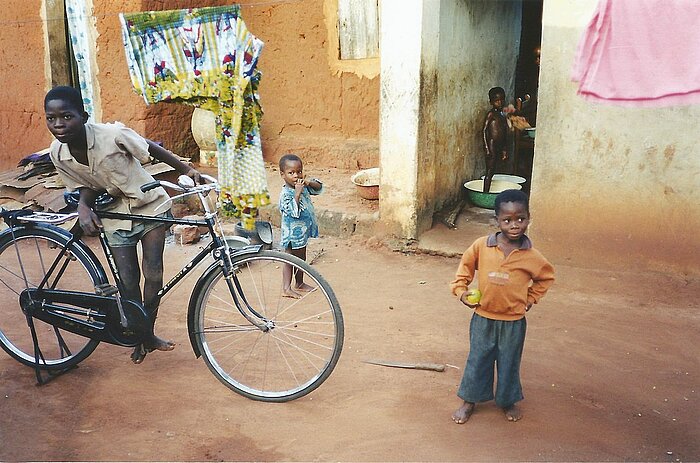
[{"x1": 466, "y1": 289, "x2": 482, "y2": 304}]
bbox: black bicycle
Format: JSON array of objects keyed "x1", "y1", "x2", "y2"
[{"x1": 0, "y1": 175, "x2": 343, "y2": 402}]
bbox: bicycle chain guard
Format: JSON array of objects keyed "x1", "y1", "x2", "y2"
[{"x1": 19, "y1": 288, "x2": 150, "y2": 347}]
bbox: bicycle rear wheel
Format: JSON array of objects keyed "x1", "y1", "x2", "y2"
[
  {"x1": 192, "y1": 250, "x2": 344, "y2": 402},
  {"x1": 0, "y1": 225, "x2": 105, "y2": 370}
]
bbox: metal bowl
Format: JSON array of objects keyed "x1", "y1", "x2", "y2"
[
  {"x1": 351, "y1": 168, "x2": 380, "y2": 200},
  {"x1": 463, "y1": 180, "x2": 522, "y2": 209}
]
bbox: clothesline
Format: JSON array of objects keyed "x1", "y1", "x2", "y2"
[{"x1": 0, "y1": 0, "x2": 302, "y2": 26}]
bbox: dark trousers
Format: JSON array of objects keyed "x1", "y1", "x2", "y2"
[{"x1": 457, "y1": 313, "x2": 527, "y2": 408}]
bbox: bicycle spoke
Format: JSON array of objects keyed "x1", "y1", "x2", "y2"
[
  {"x1": 272, "y1": 334, "x2": 331, "y2": 361},
  {"x1": 0, "y1": 229, "x2": 102, "y2": 370},
  {"x1": 194, "y1": 251, "x2": 343, "y2": 402}
]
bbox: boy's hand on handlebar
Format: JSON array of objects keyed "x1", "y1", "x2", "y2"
[
  {"x1": 184, "y1": 167, "x2": 204, "y2": 185},
  {"x1": 77, "y1": 203, "x2": 103, "y2": 236}
]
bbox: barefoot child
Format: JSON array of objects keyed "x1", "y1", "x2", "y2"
[
  {"x1": 44, "y1": 86, "x2": 202, "y2": 364},
  {"x1": 450, "y1": 189, "x2": 554, "y2": 423},
  {"x1": 278, "y1": 154, "x2": 323, "y2": 298},
  {"x1": 482, "y1": 86, "x2": 509, "y2": 193}
]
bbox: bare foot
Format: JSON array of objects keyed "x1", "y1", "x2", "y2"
[
  {"x1": 282, "y1": 288, "x2": 302, "y2": 299},
  {"x1": 144, "y1": 334, "x2": 175, "y2": 352},
  {"x1": 294, "y1": 283, "x2": 316, "y2": 292},
  {"x1": 130, "y1": 344, "x2": 153, "y2": 364},
  {"x1": 504, "y1": 404, "x2": 522, "y2": 422},
  {"x1": 451, "y1": 401, "x2": 475, "y2": 424},
  {"x1": 131, "y1": 336, "x2": 174, "y2": 365}
]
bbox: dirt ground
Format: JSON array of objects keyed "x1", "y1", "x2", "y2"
[{"x1": 1, "y1": 166, "x2": 699, "y2": 462}]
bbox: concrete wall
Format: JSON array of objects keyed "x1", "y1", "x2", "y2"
[
  {"x1": 532, "y1": 0, "x2": 700, "y2": 275},
  {"x1": 380, "y1": 0, "x2": 521, "y2": 238},
  {"x1": 0, "y1": 1, "x2": 379, "y2": 171},
  {"x1": 379, "y1": 0, "x2": 423, "y2": 238}
]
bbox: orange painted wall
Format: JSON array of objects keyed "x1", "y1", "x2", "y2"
[
  {"x1": 0, "y1": 0, "x2": 379, "y2": 170},
  {"x1": 1, "y1": 1, "x2": 55, "y2": 169},
  {"x1": 237, "y1": 0, "x2": 380, "y2": 169}
]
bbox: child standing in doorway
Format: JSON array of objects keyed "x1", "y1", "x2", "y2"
[
  {"x1": 450, "y1": 189, "x2": 554, "y2": 423},
  {"x1": 44, "y1": 86, "x2": 202, "y2": 364},
  {"x1": 278, "y1": 154, "x2": 323, "y2": 298},
  {"x1": 483, "y1": 86, "x2": 510, "y2": 193}
]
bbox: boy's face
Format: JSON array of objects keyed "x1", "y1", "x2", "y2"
[
  {"x1": 495, "y1": 201, "x2": 530, "y2": 242},
  {"x1": 44, "y1": 98, "x2": 87, "y2": 145},
  {"x1": 490, "y1": 92, "x2": 505, "y2": 110},
  {"x1": 280, "y1": 159, "x2": 304, "y2": 187}
]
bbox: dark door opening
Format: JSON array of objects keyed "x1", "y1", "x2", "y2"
[{"x1": 512, "y1": 0, "x2": 543, "y2": 193}]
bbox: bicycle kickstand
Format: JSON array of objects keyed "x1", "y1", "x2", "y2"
[{"x1": 26, "y1": 314, "x2": 76, "y2": 385}]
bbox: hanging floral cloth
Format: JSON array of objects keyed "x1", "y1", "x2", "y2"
[{"x1": 119, "y1": 5, "x2": 269, "y2": 228}]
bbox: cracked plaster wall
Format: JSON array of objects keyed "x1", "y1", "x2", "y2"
[{"x1": 530, "y1": 0, "x2": 700, "y2": 275}]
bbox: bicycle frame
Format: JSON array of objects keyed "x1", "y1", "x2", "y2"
[
  {"x1": 1, "y1": 181, "x2": 344, "y2": 400},
  {"x1": 2, "y1": 177, "x2": 279, "y2": 381},
  {"x1": 95, "y1": 209, "x2": 271, "y2": 335},
  {"x1": 96, "y1": 210, "x2": 219, "y2": 301}
]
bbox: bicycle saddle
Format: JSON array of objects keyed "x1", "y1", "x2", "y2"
[{"x1": 63, "y1": 191, "x2": 116, "y2": 209}]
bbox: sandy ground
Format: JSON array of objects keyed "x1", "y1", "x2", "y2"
[
  {"x1": 0, "y1": 165, "x2": 698, "y2": 461},
  {"x1": 1, "y1": 230, "x2": 698, "y2": 462}
]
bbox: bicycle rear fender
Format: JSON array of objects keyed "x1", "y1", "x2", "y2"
[
  {"x1": 0, "y1": 223, "x2": 109, "y2": 285},
  {"x1": 186, "y1": 245, "x2": 263, "y2": 357}
]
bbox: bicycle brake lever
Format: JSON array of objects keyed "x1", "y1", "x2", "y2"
[{"x1": 200, "y1": 173, "x2": 217, "y2": 184}]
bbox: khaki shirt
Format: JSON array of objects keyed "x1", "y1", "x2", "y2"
[{"x1": 49, "y1": 122, "x2": 170, "y2": 232}]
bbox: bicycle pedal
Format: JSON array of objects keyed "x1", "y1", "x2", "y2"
[{"x1": 95, "y1": 283, "x2": 119, "y2": 296}]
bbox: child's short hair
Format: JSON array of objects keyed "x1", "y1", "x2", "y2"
[
  {"x1": 44, "y1": 86, "x2": 85, "y2": 113},
  {"x1": 488, "y1": 87, "x2": 505, "y2": 102},
  {"x1": 279, "y1": 153, "x2": 302, "y2": 170},
  {"x1": 494, "y1": 189, "x2": 529, "y2": 214}
]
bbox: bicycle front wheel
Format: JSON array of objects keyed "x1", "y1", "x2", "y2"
[
  {"x1": 192, "y1": 250, "x2": 344, "y2": 402},
  {"x1": 0, "y1": 225, "x2": 105, "y2": 370}
]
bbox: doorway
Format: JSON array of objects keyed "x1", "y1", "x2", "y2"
[{"x1": 512, "y1": 0, "x2": 543, "y2": 193}]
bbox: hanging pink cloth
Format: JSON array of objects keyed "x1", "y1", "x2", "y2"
[{"x1": 572, "y1": 0, "x2": 700, "y2": 107}]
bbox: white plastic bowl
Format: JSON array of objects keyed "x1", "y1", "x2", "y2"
[{"x1": 480, "y1": 174, "x2": 526, "y2": 184}]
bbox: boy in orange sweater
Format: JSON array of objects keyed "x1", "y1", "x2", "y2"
[{"x1": 450, "y1": 189, "x2": 554, "y2": 423}]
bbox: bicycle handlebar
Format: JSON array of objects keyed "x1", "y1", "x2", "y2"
[
  {"x1": 0, "y1": 175, "x2": 221, "y2": 229},
  {"x1": 141, "y1": 174, "x2": 219, "y2": 194}
]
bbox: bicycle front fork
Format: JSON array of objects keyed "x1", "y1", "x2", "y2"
[{"x1": 223, "y1": 269, "x2": 271, "y2": 332}]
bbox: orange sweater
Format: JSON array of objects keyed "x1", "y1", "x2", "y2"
[{"x1": 450, "y1": 234, "x2": 555, "y2": 321}]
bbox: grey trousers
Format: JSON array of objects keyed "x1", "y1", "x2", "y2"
[{"x1": 457, "y1": 312, "x2": 527, "y2": 408}]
